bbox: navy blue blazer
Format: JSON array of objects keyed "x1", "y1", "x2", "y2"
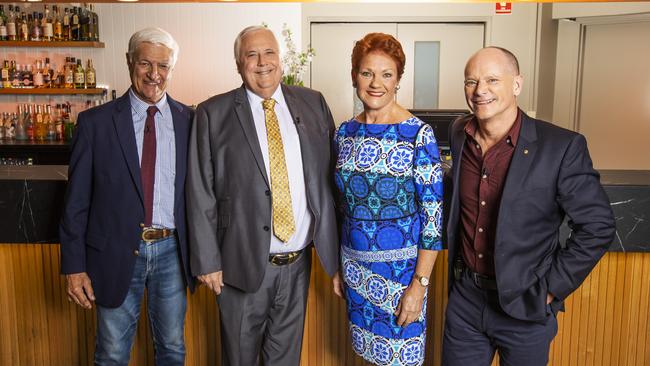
[
  {"x1": 446, "y1": 111, "x2": 615, "y2": 322},
  {"x1": 60, "y1": 92, "x2": 195, "y2": 308}
]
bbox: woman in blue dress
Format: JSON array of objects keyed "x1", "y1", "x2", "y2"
[{"x1": 332, "y1": 33, "x2": 443, "y2": 366}]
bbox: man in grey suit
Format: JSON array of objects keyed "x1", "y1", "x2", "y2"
[{"x1": 186, "y1": 25, "x2": 339, "y2": 366}]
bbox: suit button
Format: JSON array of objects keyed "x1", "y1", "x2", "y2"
[
  {"x1": 134, "y1": 250, "x2": 140, "y2": 256},
  {"x1": 263, "y1": 226, "x2": 270, "y2": 231},
  {"x1": 478, "y1": 253, "x2": 484, "y2": 259},
  {"x1": 265, "y1": 190, "x2": 271, "y2": 196}
]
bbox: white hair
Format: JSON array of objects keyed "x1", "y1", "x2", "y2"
[
  {"x1": 127, "y1": 27, "x2": 179, "y2": 67},
  {"x1": 233, "y1": 25, "x2": 275, "y2": 65}
]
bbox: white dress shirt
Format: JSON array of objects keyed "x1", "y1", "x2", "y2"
[{"x1": 246, "y1": 86, "x2": 313, "y2": 254}]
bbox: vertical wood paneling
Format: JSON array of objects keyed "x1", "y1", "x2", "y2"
[{"x1": 1, "y1": 245, "x2": 649, "y2": 366}]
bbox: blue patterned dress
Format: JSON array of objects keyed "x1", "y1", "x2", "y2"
[{"x1": 334, "y1": 117, "x2": 443, "y2": 366}]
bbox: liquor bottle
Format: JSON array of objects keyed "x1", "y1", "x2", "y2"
[
  {"x1": 63, "y1": 104, "x2": 75, "y2": 141},
  {"x1": 35, "y1": 104, "x2": 46, "y2": 141},
  {"x1": 1, "y1": 60, "x2": 9, "y2": 88},
  {"x1": 63, "y1": 8, "x2": 70, "y2": 41},
  {"x1": 0, "y1": 5, "x2": 7, "y2": 41},
  {"x1": 53, "y1": 6, "x2": 63, "y2": 42},
  {"x1": 54, "y1": 104, "x2": 64, "y2": 140},
  {"x1": 43, "y1": 5, "x2": 53, "y2": 42},
  {"x1": 89, "y1": 4, "x2": 99, "y2": 41},
  {"x1": 45, "y1": 105, "x2": 56, "y2": 141},
  {"x1": 43, "y1": 57, "x2": 53, "y2": 87},
  {"x1": 30, "y1": 12, "x2": 41, "y2": 41},
  {"x1": 19, "y1": 12, "x2": 29, "y2": 41},
  {"x1": 11, "y1": 63, "x2": 21, "y2": 88},
  {"x1": 25, "y1": 105, "x2": 35, "y2": 141},
  {"x1": 71, "y1": 7, "x2": 80, "y2": 41},
  {"x1": 64, "y1": 57, "x2": 74, "y2": 88},
  {"x1": 74, "y1": 58, "x2": 85, "y2": 89},
  {"x1": 11, "y1": 110, "x2": 22, "y2": 141},
  {"x1": 6, "y1": 5, "x2": 16, "y2": 41},
  {"x1": 80, "y1": 4, "x2": 89, "y2": 41},
  {"x1": 22, "y1": 64, "x2": 33, "y2": 88},
  {"x1": 33, "y1": 60, "x2": 44, "y2": 88},
  {"x1": 85, "y1": 59, "x2": 96, "y2": 88}
]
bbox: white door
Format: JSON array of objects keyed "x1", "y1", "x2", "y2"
[{"x1": 310, "y1": 22, "x2": 484, "y2": 125}]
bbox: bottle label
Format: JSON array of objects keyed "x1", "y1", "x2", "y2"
[
  {"x1": 86, "y1": 72, "x2": 95, "y2": 85},
  {"x1": 1, "y1": 69, "x2": 8, "y2": 80},
  {"x1": 44, "y1": 24, "x2": 53, "y2": 38},
  {"x1": 7, "y1": 23, "x2": 16, "y2": 36},
  {"x1": 74, "y1": 72, "x2": 84, "y2": 84},
  {"x1": 65, "y1": 72, "x2": 74, "y2": 85},
  {"x1": 54, "y1": 23, "x2": 62, "y2": 37},
  {"x1": 0, "y1": 26, "x2": 7, "y2": 37}
]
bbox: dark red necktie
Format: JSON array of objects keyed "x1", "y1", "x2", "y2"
[{"x1": 141, "y1": 106, "x2": 158, "y2": 227}]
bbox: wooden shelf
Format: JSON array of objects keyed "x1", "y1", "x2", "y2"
[
  {"x1": 0, "y1": 88, "x2": 106, "y2": 95},
  {"x1": 0, "y1": 41, "x2": 105, "y2": 48}
]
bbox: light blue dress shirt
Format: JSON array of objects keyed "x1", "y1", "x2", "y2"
[{"x1": 129, "y1": 88, "x2": 176, "y2": 229}]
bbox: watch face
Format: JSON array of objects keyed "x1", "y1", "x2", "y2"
[{"x1": 420, "y1": 277, "x2": 429, "y2": 287}]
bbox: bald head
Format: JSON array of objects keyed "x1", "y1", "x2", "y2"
[
  {"x1": 463, "y1": 46, "x2": 523, "y2": 125},
  {"x1": 466, "y1": 47, "x2": 520, "y2": 77}
]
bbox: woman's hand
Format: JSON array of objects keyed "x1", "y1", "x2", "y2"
[{"x1": 395, "y1": 281, "x2": 426, "y2": 327}]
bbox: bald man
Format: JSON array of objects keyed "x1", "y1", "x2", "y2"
[{"x1": 442, "y1": 47, "x2": 615, "y2": 365}]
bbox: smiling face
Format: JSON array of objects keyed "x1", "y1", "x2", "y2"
[
  {"x1": 127, "y1": 42, "x2": 174, "y2": 105},
  {"x1": 237, "y1": 29, "x2": 282, "y2": 99},
  {"x1": 463, "y1": 48, "x2": 522, "y2": 125},
  {"x1": 353, "y1": 51, "x2": 400, "y2": 115}
]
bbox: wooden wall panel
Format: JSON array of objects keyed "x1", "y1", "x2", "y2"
[{"x1": 1, "y1": 245, "x2": 649, "y2": 366}]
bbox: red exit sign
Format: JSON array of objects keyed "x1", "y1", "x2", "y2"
[{"x1": 496, "y1": 2, "x2": 512, "y2": 15}]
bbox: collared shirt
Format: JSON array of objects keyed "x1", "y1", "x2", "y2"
[
  {"x1": 458, "y1": 109, "x2": 522, "y2": 277},
  {"x1": 129, "y1": 88, "x2": 176, "y2": 229},
  {"x1": 246, "y1": 86, "x2": 313, "y2": 254}
]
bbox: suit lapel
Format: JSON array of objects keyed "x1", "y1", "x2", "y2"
[
  {"x1": 281, "y1": 85, "x2": 315, "y2": 183},
  {"x1": 500, "y1": 113, "x2": 538, "y2": 202},
  {"x1": 234, "y1": 86, "x2": 269, "y2": 187},
  {"x1": 113, "y1": 93, "x2": 144, "y2": 205},
  {"x1": 168, "y1": 96, "x2": 190, "y2": 211}
]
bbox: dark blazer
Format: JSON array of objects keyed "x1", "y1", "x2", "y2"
[
  {"x1": 59, "y1": 92, "x2": 195, "y2": 308},
  {"x1": 446, "y1": 111, "x2": 615, "y2": 322},
  {"x1": 186, "y1": 84, "x2": 339, "y2": 293}
]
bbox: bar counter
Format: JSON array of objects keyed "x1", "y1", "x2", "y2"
[{"x1": 0, "y1": 165, "x2": 649, "y2": 365}]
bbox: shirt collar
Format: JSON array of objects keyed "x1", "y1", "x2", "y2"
[
  {"x1": 245, "y1": 85, "x2": 286, "y2": 109},
  {"x1": 464, "y1": 108, "x2": 522, "y2": 147},
  {"x1": 128, "y1": 87, "x2": 169, "y2": 119}
]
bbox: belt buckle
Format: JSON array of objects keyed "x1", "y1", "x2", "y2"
[{"x1": 142, "y1": 227, "x2": 156, "y2": 243}]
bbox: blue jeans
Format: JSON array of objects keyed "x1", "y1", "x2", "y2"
[{"x1": 95, "y1": 236, "x2": 187, "y2": 366}]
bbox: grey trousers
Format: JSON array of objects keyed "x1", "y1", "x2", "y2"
[{"x1": 216, "y1": 249, "x2": 312, "y2": 366}]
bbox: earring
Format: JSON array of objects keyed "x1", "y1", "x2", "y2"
[{"x1": 395, "y1": 85, "x2": 400, "y2": 92}]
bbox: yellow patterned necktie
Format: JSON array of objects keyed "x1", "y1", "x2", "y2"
[{"x1": 262, "y1": 98, "x2": 295, "y2": 243}]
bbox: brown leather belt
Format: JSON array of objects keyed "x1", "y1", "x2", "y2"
[
  {"x1": 141, "y1": 227, "x2": 176, "y2": 243},
  {"x1": 269, "y1": 249, "x2": 304, "y2": 266}
]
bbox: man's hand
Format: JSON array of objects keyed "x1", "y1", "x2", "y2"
[
  {"x1": 332, "y1": 271, "x2": 345, "y2": 298},
  {"x1": 66, "y1": 272, "x2": 95, "y2": 309},
  {"x1": 198, "y1": 271, "x2": 224, "y2": 295},
  {"x1": 395, "y1": 282, "x2": 426, "y2": 327},
  {"x1": 546, "y1": 292, "x2": 554, "y2": 305}
]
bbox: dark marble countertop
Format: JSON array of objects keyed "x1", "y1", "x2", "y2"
[
  {"x1": 600, "y1": 170, "x2": 650, "y2": 186},
  {"x1": 0, "y1": 165, "x2": 69, "y2": 181}
]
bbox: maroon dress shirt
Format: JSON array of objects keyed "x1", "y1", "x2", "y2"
[{"x1": 458, "y1": 110, "x2": 522, "y2": 277}]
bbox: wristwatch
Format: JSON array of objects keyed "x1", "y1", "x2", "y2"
[{"x1": 413, "y1": 273, "x2": 430, "y2": 287}]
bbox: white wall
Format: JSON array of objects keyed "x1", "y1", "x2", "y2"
[
  {"x1": 301, "y1": 3, "x2": 541, "y2": 114},
  {"x1": 0, "y1": 3, "x2": 300, "y2": 115}
]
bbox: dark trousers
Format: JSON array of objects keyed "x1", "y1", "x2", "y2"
[
  {"x1": 216, "y1": 249, "x2": 312, "y2": 366},
  {"x1": 442, "y1": 268, "x2": 558, "y2": 366}
]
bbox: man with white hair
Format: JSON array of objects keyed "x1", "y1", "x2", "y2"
[
  {"x1": 60, "y1": 27, "x2": 195, "y2": 365},
  {"x1": 187, "y1": 25, "x2": 339, "y2": 365}
]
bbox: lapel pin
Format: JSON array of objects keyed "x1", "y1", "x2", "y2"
[{"x1": 524, "y1": 149, "x2": 529, "y2": 155}]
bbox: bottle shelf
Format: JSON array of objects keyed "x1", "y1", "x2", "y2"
[
  {"x1": 0, "y1": 88, "x2": 106, "y2": 95},
  {"x1": 0, "y1": 41, "x2": 105, "y2": 48}
]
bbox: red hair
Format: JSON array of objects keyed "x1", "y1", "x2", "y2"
[{"x1": 351, "y1": 33, "x2": 406, "y2": 79}]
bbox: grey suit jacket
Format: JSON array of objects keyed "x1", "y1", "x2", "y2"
[{"x1": 186, "y1": 84, "x2": 339, "y2": 293}]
